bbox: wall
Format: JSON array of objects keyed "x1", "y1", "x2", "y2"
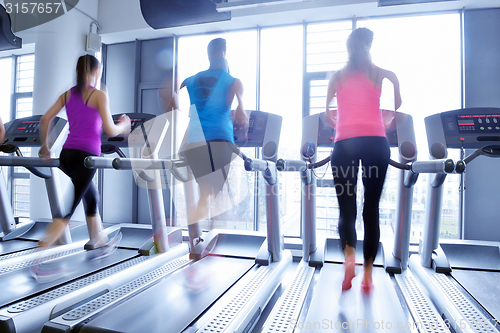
[
  {"x1": 463, "y1": 8, "x2": 500, "y2": 241},
  {"x1": 100, "y1": 41, "x2": 136, "y2": 223},
  {"x1": 30, "y1": 0, "x2": 99, "y2": 222},
  {"x1": 102, "y1": 37, "x2": 175, "y2": 224}
]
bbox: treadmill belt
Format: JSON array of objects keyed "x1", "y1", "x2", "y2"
[
  {"x1": 0, "y1": 240, "x2": 38, "y2": 258},
  {"x1": 452, "y1": 269, "x2": 500, "y2": 321},
  {"x1": 0, "y1": 248, "x2": 137, "y2": 307},
  {"x1": 302, "y1": 264, "x2": 411, "y2": 332},
  {"x1": 80, "y1": 256, "x2": 255, "y2": 333}
]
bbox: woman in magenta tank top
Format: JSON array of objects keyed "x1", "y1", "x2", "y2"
[
  {"x1": 325, "y1": 28, "x2": 402, "y2": 293},
  {"x1": 31, "y1": 55, "x2": 131, "y2": 282}
]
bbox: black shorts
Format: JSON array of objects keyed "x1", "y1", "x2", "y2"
[{"x1": 184, "y1": 140, "x2": 237, "y2": 193}]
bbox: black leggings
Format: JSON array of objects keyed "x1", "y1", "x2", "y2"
[
  {"x1": 330, "y1": 136, "x2": 390, "y2": 262},
  {"x1": 59, "y1": 149, "x2": 99, "y2": 219}
]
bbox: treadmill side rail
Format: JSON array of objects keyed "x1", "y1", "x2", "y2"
[{"x1": 191, "y1": 250, "x2": 292, "y2": 333}]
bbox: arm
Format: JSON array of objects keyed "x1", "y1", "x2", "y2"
[
  {"x1": 166, "y1": 80, "x2": 185, "y2": 113},
  {"x1": 0, "y1": 117, "x2": 4, "y2": 144},
  {"x1": 95, "y1": 90, "x2": 131, "y2": 137},
  {"x1": 384, "y1": 70, "x2": 402, "y2": 110},
  {"x1": 39, "y1": 93, "x2": 66, "y2": 157},
  {"x1": 232, "y1": 79, "x2": 249, "y2": 125},
  {"x1": 325, "y1": 71, "x2": 340, "y2": 127}
]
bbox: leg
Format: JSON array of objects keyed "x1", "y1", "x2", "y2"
[
  {"x1": 82, "y1": 182, "x2": 108, "y2": 249},
  {"x1": 59, "y1": 149, "x2": 106, "y2": 248},
  {"x1": 331, "y1": 140, "x2": 359, "y2": 257},
  {"x1": 189, "y1": 181, "x2": 213, "y2": 225},
  {"x1": 39, "y1": 217, "x2": 70, "y2": 249},
  {"x1": 331, "y1": 139, "x2": 359, "y2": 290},
  {"x1": 360, "y1": 137, "x2": 390, "y2": 290}
]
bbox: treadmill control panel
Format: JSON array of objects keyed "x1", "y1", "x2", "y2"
[
  {"x1": 317, "y1": 114, "x2": 334, "y2": 148},
  {"x1": 449, "y1": 114, "x2": 500, "y2": 133},
  {"x1": 12, "y1": 120, "x2": 40, "y2": 135},
  {"x1": 234, "y1": 111, "x2": 268, "y2": 147},
  {"x1": 101, "y1": 113, "x2": 157, "y2": 147},
  {"x1": 426, "y1": 108, "x2": 500, "y2": 150},
  {"x1": 3, "y1": 115, "x2": 67, "y2": 147}
]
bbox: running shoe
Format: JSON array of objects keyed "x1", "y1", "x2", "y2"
[
  {"x1": 29, "y1": 260, "x2": 71, "y2": 284},
  {"x1": 88, "y1": 232, "x2": 123, "y2": 261}
]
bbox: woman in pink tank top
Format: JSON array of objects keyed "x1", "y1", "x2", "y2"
[
  {"x1": 325, "y1": 28, "x2": 402, "y2": 293},
  {"x1": 30, "y1": 55, "x2": 131, "y2": 282}
]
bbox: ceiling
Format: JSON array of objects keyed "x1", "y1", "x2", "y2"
[
  {"x1": 5, "y1": 0, "x2": 500, "y2": 47},
  {"x1": 97, "y1": 0, "x2": 500, "y2": 44}
]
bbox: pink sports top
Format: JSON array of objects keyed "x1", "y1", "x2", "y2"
[
  {"x1": 63, "y1": 87, "x2": 103, "y2": 156},
  {"x1": 333, "y1": 72, "x2": 386, "y2": 142}
]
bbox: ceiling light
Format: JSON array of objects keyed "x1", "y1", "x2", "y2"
[{"x1": 216, "y1": 0, "x2": 307, "y2": 12}]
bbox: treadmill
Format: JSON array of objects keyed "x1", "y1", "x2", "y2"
[
  {"x1": 85, "y1": 112, "x2": 181, "y2": 254},
  {"x1": 261, "y1": 111, "x2": 459, "y2": 333},
  {"x1": 409, "y1": 107, "x2": 500, "y2": 332},
  {"x1": 0, "y1": 116, "x2": 89, "y2": 259},
  {"x1": 0, "y1": 113, "x2": 188, "y2": 333},
  {"x1": 43, "y1": 110, "x2": 293, "y2": 333}
]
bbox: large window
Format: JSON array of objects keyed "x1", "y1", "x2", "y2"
[
  {"x1": 358, "y1": 13, "x2": 462, "y2": 241},
  {"x1": 175, "y1": 31, "x2": 258, "y2": 231},
  {"x1": 173, "y1": 13, "x2": 462, "y2": 242},
  {"x1": 175, "y1": 26, "x2": 303, "y2": 235},
  {"x1": 304, "y1": 14, "x2": 462, "y2": 241},
  {"x1": 258, "y1": 25, "x2": 303, "y2": 235},
  {"x1": 0, "y1": 58, "x2": 13, "y2": 188},
  {"x1": 0, "y1": 54, "x2": 35, "y2": 218},
  {"x1": 305, "y1": 21, "x2": 351, "y2": 237},
  {"x1": 13, "y1": 54, "x2": 35, "y2": 217}
]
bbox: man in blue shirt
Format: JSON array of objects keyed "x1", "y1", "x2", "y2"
[{"x1": 170, "y1": 38, "x2": 248, "y2": 229}]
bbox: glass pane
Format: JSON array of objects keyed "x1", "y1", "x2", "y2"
[
  {"x1": 175, "y1": 31, "x2": 258, "y2": 232},
  {"x1": 306, "y1": 21, "x2": 350, "y2": 72},
  {"x1": 16, "y1": 54, "x2": 35, "y2": 93},
  {"x1": 309, "y1": 80, "x2": 329, "y2": 115},
  {"x1": 0, "y1": 57, "x2": 12, "y2": 123},
  {"x1": 16, "y1": 97, "x2": 33, "y2": 119},
  {"x1": 259, "y1": 25, "x2": 304, "y2": 236},
  {"x1": 14, "y1": 147, "x2": 31, "y2": 174},
  {"x1": 14, "y1": 178, "x2": 30, "y2": 217},
  {"x1": 358, "y1": 13, "x2": 462, "y2": 241}
]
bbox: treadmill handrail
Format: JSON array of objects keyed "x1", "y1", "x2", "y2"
[
  {"x1": 112, "y1": 157, "x2": 190, "y2": 183},
  {"x1": 0, "y1": 156, "x2": 59, "y2": 168},
  {"x1": 112, "y1": 158, "x2": 181, "y2": 170},
  {"x1": 84, "y1": 156, "x2": 115, "y2": 169}
]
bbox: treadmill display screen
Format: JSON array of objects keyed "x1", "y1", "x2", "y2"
[
  {"x1": 13, "y1": 120, "x2": 40, "y2": 134},
  {"x1": 115, "y1": 117, "x2": 146, "y2": 132},
  {"x1": 455, "y1": 114, "x2": 500, "y2": 133},
  {"x1": 130, "y1": 118, "x2": 146, "y2": 132}
]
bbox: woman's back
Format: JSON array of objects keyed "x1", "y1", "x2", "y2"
[
  {"x1": 63, "y1": 87, "x2": 103, "y2": 156},
  {"x1": 334, "y1": 69, "x2": 385, "y2": 142}
]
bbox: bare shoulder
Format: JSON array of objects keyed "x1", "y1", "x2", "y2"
[
  {"x1": 63, "y1": 89, "x2": 71, "y2": 104},
  {"x1": 233, "y1": 78, "x2": 243, "y2": 88},
  {"x1": 86, "y1": 89, "x2": 107, "y2": 110},
  {"x1": 333, "y1": 69, "x2": 344, "y2": 81},
  {"x1": 379, "y1": 68, "x2": 398, "y2": 81},
  {"x1": 94, "y1": 89, "x2": 107, "y2": 98},
  {"x1": 328, "y1": 69, "x2": 344, "y2": 90}
]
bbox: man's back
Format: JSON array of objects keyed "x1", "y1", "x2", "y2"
[{"x1": 184, "y1": 68, "x2": 236, "y2": 144}]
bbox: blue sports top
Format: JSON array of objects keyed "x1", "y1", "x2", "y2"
[{"x1": 184, "y1": 69, "x2": 236, "y2": 144}]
